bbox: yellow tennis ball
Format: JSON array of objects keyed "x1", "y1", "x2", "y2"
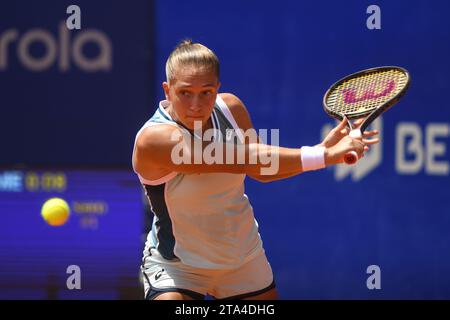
[{"x1": 41, "y1": 198, "x2": 70, "y2": 226}]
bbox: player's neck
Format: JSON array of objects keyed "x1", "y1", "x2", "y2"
[{"x1": 165, "y1": 103, "x2": 213, "y2": 135}]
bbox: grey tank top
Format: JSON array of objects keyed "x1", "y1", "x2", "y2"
[{"x1": 133, "y1": 95, "x2": 263, "y2": 269}]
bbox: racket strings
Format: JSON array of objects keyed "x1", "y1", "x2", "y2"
[{"x1": 326, "y1": 69, "x2": 408, "y2": 117}]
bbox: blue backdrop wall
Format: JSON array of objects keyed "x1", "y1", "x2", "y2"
[
  {"x1": 0, "y1": 0, "x2": 154, "y2": 299},
  {"x1": 0, "y1": 0, "x2": 155, "y2": 166}
]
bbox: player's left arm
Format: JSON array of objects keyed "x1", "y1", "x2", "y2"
[{"x1": 220, "y1": 93, "x2": 300, "y2": 183}]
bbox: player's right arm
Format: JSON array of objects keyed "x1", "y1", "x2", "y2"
[{"x1": 133, "y1": 122, "x2": 366, "y2": 181}]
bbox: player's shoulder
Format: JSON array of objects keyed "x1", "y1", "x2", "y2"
[
  {"x1": 136, "y1": 123, "x2": 183, "y2": 150},
  {"x1": 218, "y1": 93, "x2": 252, "y2": 123},
  {"x1": 219, "y1": 92, "x2": 245, "y2": 111}
]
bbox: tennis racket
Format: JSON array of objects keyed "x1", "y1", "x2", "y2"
[{"x1": 323, "y1": 66, "x2": 410, "y2": 165}]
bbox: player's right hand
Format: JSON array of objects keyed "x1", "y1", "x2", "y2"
[
  {"x1": 324, "y1": 134, "x2": 366, "y2": 165},
  {"x1": 320, "y1": 117, "x2": 380, "y2": 165}
]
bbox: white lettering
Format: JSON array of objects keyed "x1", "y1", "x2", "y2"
[
  {"x1": 396, "y1": 122, "x2": 423, "y2": 174},
  {"x1": 0, "y1": 21, "x2": 112, "y2": 72}
]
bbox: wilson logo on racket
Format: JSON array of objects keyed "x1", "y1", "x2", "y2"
[
  {"x1": 342, "y1": 80, "x2": 396, "y2": 104},
  {"x1": 323, "y1": 66, "x2": 410, "y2": 165}
]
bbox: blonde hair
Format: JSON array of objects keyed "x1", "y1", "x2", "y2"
[{"x1": 165, "y1": 39, "x2": 220, "y2": 83}]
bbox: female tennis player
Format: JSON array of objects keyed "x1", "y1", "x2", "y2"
[{"x1": 132, "y1": 40, "x2": 379, "y2": 300}]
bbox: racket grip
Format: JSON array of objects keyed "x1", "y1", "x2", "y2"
[
  {"x1": 344, "y1": 151, "x2": 358, "y2": 165},
  {"x1": 349, "y1": 129, "x2": 362, "y2": 139}
]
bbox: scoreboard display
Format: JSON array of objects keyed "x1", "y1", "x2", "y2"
[{"x1": 0, "y1": 168, "x2": 145, "y2": 299}]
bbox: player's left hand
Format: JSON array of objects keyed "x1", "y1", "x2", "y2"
[
  {"x1": 319, "y1": 117, "x2": 380, "y2": 150},
  {"x1": 351, "y1": 118, "x2": 380, "y2": 147}
]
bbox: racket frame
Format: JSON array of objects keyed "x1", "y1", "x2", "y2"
[
  {"x1": 322, "y1": 66, "x2": 411, "y2": 165},
  {"x1": 323, "y1": 66, "x2": 410, "y2": 133}
]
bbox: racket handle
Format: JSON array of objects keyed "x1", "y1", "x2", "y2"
[
  {"x1": 344, "y1": 151, "x2": 358, "y2": 165},
  {"x1": 349, "y1": 129, "x2": 362, "y2": 139},
  {"x1": 345, "y1": 129, "x2": 362, "y2": 165}
]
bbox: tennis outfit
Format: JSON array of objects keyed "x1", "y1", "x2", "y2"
[{"x1": 133, "y1": 95, "x2": 275, "y2": 299}]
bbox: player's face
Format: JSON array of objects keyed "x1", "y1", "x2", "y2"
[{"x1": 163, "y1": 65, "x2": 220, "y2": 130}]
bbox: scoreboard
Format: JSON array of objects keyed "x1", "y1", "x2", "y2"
[{"x1": 0, "y1": 168, "x2": 145, "y2": 299}]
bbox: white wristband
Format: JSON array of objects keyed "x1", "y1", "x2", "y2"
[{"x1": 301, "y1": 146, "x2": 326, "y2": 171}]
